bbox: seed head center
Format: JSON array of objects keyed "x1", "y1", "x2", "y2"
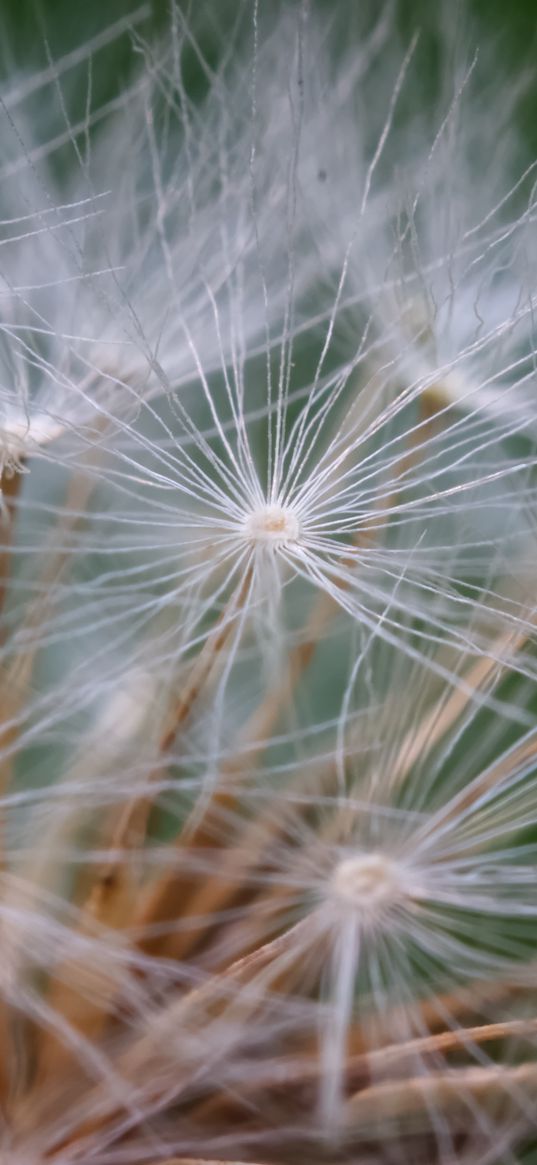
[
  {"x1": 330, "y1": 852, "x2": 402, "y2": 915},
  {"x1": 243, "y1": 503, "x2": 300, "y2": 547},
  {"x1": 0, "y1": 409, "x2": 62, "y2": 460}
]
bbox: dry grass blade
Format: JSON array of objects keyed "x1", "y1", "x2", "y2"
[
  {"x1": 32, "y1": 570, "x2": 255, "y2": 1080},
  {"x1": 177, "y1": 1011, "x2": 537, "y2": 1134},
  {"x1": 136, "y1": 590, "x2": 334, "y2": 962},
  {"x1": 0, "y1": 466, "x2": 24, "y2": 624},
  {"x1": 0, "y1": 466, "x2": 106, "y2": 1105},
  {"x1": 344, "y1": 1063, "x2": 537, "y2": 1135},
  {"x1": 21, "y1": 923, "x2": 307, "y2": 1155},
  {"x1": 145, "y1": 1160, "x2": 272, "y2": 1165},
  {"x1": 391, "y1": 625, "x2": 531, "y2": 790}
]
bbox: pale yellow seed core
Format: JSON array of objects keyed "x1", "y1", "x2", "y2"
[
  {"x1": 242, "y1": 504, "x2": 300, "y2": 547},
  {"x1": 330, "y1": 852, "x2": 402, "y2": 914},
  {"x1": 0, "y1": 409, "x2": 63, "y2": 462}
]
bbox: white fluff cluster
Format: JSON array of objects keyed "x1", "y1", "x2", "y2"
[{"x1": 0, "y1": 3, "x2": 536, "y2": 1164}]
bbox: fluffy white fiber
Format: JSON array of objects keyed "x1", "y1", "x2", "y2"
[{"x1": 0, "y1": 3, "x2": 536, "y2": 1163}]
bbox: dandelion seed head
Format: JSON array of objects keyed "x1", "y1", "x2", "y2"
[
  {"x1": 241, "y1": 502, "x2": 301, "y2": 549},
  {"x1": 0, "y1": 4, "x2": 535, "y2": 1162}
]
